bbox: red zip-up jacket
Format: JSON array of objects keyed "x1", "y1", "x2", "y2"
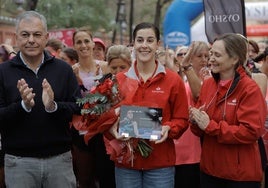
[
  {"x1": 105, "y1": 61, "x2": 189, "y2": 170},
  {"x1": 191, "y1": 66, "x2": 266, "y2": 181}
]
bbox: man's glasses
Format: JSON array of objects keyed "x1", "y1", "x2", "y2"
[{"x1": 177, "y1": 53, "x2": 186, "y2": 57}]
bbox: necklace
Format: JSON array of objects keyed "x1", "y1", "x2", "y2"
[
  {"x1": 204, "y1": 86, "x2": 218, "y2": 112},
  {"x1": 222, "y1": 79, "x2": 233, "y2": 120},
  {"x1": 205, "y1": 78, "x2": 234, "y2": 120},
  {"x1": 79, "y1": 61, "x2": 100, "y2": 76}
]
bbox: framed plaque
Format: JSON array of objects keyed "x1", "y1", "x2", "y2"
[{"x1": 119, "y1": 105, "x2": 162, "y2": 140}]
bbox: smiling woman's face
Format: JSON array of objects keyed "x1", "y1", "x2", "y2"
[
  {"x1": 209, "y1": 40, "x2": 238, "y2": 80},
  {"x1": 134, "y1": 28, "x2": 159, "y2": 64},
  {"x1": 73, "y1": 31, "x2": 94, "y2": 58}
]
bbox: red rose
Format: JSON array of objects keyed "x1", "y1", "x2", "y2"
[
  {"x1": 90, "y1": 86, "x2": 97, "y2": 94},
  {"x1": 83, "y1": 102, "x2": 90, "y2": 109},
  {"x1": 97, "y1": 79, "x2": 114, "y2": 94}
]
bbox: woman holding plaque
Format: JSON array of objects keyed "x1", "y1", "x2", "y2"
[{"x1": 105, "y1": 22, "x2": 189, "y2": 188}]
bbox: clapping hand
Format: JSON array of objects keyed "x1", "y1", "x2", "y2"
[
  {"x1": 189, "y1": 106, "x2": 210, "y2": 130},
  {"x1": 17, "y1": 78, "x2": 35, "y2": 110},
  {"x1": 42, "y1": 78, "x2": 55, "y2": 111}
]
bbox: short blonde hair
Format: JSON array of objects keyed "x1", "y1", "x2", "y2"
[
  {"x1": 175, "y1": 46, "x2": 188, "y2": 55},
  {"x1": 106, "y1": 45, "x2": 131, "y2": 65}
]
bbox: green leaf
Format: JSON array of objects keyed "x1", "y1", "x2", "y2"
[{"x1": 137, "y1": 139, "x2": 153, "y2": 158}]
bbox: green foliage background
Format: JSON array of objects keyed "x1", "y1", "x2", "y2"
[
  {"x1": 36, "y1": 0, "x2": 114, "y2": 31},
  {"x1": 1, "y1": 0, "x2": 171, "y2": 34}
]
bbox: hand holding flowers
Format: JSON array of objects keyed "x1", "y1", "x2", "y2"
[
  {"x1": 72, "y1": 72, "x2": 163, "y2": 163},
  {"x1": 72, "y1": 73, "x2": 121, "y2": 143}
]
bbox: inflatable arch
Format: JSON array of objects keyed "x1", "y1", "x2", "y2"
[
  {"x1": 163, "y1": 0, "x2": 268, "y2": 49},
  {"x1": 163, "y1": 0, "x2": 203, "y2": 49}
]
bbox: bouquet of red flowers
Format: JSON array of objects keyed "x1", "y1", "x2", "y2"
[
  {"x1": 72, "y1": 73, "x2": 154, "y2": 161},
  {"x1": 72, "y1": 73, "x2": 121, "y2": 143},
  {"x1": 77, "y1": 73, "x2": 121, "y2": 122}
]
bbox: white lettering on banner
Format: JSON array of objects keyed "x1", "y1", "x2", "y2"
[
  {"x1": 208, "y1": 14, "x2": 240, "y2": 23},
  {"x1": 245, "y1": 2, "x2": 268, "y2": 21},
  {"x1": 49, "y1": 31, "x2": 64, "y2": 38},
  {"x1": 165, "y1": 32, "x2": 189, "y2": 46}
]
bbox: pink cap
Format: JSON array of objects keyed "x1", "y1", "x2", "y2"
[{"x1": 93, "y1": 38, "x2": 105, "y2": 50}]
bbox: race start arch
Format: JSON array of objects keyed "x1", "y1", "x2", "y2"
[{"x1": 163, "y1": 0, "x2": 203, "y2": 49}]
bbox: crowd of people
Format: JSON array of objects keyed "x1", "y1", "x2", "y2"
[{"x1": 0, "y1": 10, "x2": 268, "y2": 188}]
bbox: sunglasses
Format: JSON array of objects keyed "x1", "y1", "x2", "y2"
[{"x1": 177, "y1": 53, "x2": 186, "y2": 57}]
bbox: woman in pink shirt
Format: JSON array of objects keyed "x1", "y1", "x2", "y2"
[{"x1": 174, "y1": 41, "x2": 210, "y2": 188}]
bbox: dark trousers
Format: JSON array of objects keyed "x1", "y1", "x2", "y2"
[
  {"x1": 200, "y1": 171, "x2": 260, "y2": 188},
  {"x1": 94, "y1": 134, "x2": 116, "y2": 188},
  {"x1": 174, "y1": 163, "x2": 200, "y2": 188},
  {"x1": 265, "y1": 166, "x2": 268, "y2": 188},
  {"x1": 72, "y1": 128, "x2": 115, "y2": 188},
  {"x1": 72, "y1": 144, "x2": 97, "y2": 188}
]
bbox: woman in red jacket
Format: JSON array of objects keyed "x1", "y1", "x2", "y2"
[
  {"x1": 189, "y1": 33, "x2": 266, "y2": 188},
  {"x1": 106, "y1": 22, "x2": 189, "y2": 188}
]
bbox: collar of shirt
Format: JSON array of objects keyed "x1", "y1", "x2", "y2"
[
  {"x1": 19, "y1": 52, "x2": 44, "y2": 74},
  {"x1": 125, "y1": 60, "x2": 166, "y2": 81}
]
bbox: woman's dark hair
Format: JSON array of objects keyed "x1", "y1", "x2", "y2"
[
  {"x1": 72, "y1": 27, "x2": 93, "y2": 46},
  {"x1": 254, "y1": 47, "x2": 268, "y2": 62},
  {"x1": 133, "y1": 22, "x2": 160, "y2": 42},
  {"x1": 63, "y1": 47, "x2": 79, "y2": 62},
  {"x1": 46, "y1": 38, "x2": 64, "y2": 51},
  {"x1": 249, "y1": 39, "x2": 259, "y2": 54}
]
